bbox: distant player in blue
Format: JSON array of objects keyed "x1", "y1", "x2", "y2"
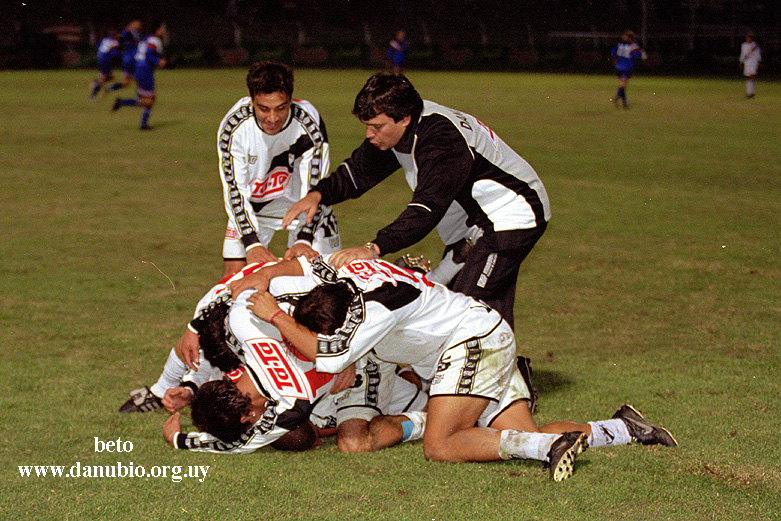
[
  {"x1": 385, "y1": 30, "x2": 409, "y2": 73},
  {"x1": 106, "y1": 20, "x2": 142, "y2": 94},
  {"x1": 112, "y1": 23, "x2": 167, "y2": 130},
  {"x1": 88, "y1": 31, "x2": 120, "y2": 101},
  {"x1": 611, "y1": 30, "x2": 645, "y2": 109}
]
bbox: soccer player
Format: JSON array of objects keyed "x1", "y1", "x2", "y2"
[
  {"x1": 281, "y1": 72, "x2": 549, "y2": 330},
  {"x1": 234, "y1": 256, "x2": 678, "y2": 481},
  {"x1": 217, "y1": 62, "x2": 341, "y2": 279},
  {"x1": 611, "y1": 30, "x2": 646, "y2": 108},
  {"x1": 112, "y1": 22, "x2": 167, "y2": 130},
  {"x1": 385, "y1": 30, "x2": 409, "y2": 73},
  {"x1": 88, "y1": 31, "x2": 120, "y2": 101},
  {"x1": 216, "y1": 62, "x2": 342, "y2": 277},
  {"x1": 739, "y1": 31, "x2": 761, "y2": 98},
  {"x1": 106, "y1": 20, "x2": 142, "y2": 94}
]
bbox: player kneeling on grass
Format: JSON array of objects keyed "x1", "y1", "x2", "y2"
[{"x1": 233, "y1": 255, "x2": 677, "y2": 481}]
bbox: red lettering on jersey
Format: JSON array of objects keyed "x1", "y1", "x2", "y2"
[
  {"x1": 224, "y1": 227, "x2": 240, "y2": 240},
  {"x1": 251, "y1": 168, "x2": 291, "y2": 202},
  {"x1": 345, "y1": 259, "x2": 434, "y2": 287},
  {"x1": 474, "y1": 118, "x2": 498, "y2": 148},
  {"x1": 249, "y1": 339, "x2": 307, "y2": 398},
  {"x1": 224, "y1": 367, "x2": 245, "y2": 382}
]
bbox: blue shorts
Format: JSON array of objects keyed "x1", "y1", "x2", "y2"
[
  {"x1": 135, "y1": 67, "x2": 155, "y2": 97},
  {"x1": 97, "y1": 59, "x2": 113, "y2": 77},
  {"x1": 616, "y1": 70, "x2": 633, "y2": 80}
]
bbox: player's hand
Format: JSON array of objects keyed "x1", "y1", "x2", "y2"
[
  {"x1": 329, "y1": 245, "x2": 377, "y2": 269},
  {"x1": 175, "y1": 328, "x2": 200, "y2": 371},
  {"x1": 163, "y1": 412, "x2": 181, "y2": 447},
  {"x1": 247, "y1": 290, "x2": 282, "y2": 322},
  {"x1": 229, "y1": 268, "x2": 272, "y2": 298},
  {"x1": 282, "y1": 191, "x2": 322, "y2": 229},
  {"x1": 162, "y1": 387, "x2": 193, "y2": 413},
  {"x1": 246, "y1": 245, "x2": 278, "y2": 265},
  {"x1": 284, "y1": 242, "x2": 318, "y2": 261},
  {"x1": 330, "y1": 363, "x2": 356, "y2": 394}
]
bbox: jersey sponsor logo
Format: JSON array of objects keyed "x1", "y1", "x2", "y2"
[
  {"x1": 248, "y1": 339, "x2": 308, "y2": 399},
  {"x1": 224, "y1": 227, "x2": 239, "y2": 240},
  {"x1": 225, "y1": 367, "x2": 245, "y2": 382},
  {"x1": 344, "y1": 259, "x2": 434, "y2": 288},
  {"x1": 251, "y1": 168, "x2": 291, "y2": 202}
]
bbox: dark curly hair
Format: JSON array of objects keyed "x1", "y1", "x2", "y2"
[
  {"x1": 246, "y1": 61, "x2": 294, "y2": 98},
  {"x1": 353, "y1": 72, "x2": 423, "y2": 122},
  {"x1": 196, "y1": 301, "x2": 241, "y2": 373},
  {"x1": 293, "y1": 281, "x2": 354, "y2": 335},
  {"x1": 190, "y1": 380, "x2": 252, "y2": 444}
]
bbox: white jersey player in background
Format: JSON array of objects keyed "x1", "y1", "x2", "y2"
[
  {"x1": 219, "y1": 61, "x2": 341, "y2": 278},
  {"x1": 739, "y1": 31, "x2": 762, "y2": 98},
  {"x1": 233, "y1": 256, "x2": 678, "y2": 481}
]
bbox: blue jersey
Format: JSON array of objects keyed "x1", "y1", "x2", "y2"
[
  {"x1": 611, "y1": 42, "x2": 642, "y2": 73},
  {"x1": 96, "y1": 36, "x2": 120, "y2": 72},
  {"x1": 134, "y1": 34, "x2": 164, "y2": 94},
  {"x1": 120, "y1": 28, "x2": 140, "y2": 74},
  {"x1": 386, "y1": 38, "x2": 409, "y2": 67}
]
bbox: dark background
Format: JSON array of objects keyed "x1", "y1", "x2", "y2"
[{"x1": 3, "y1": 0, "x2": 779, "y2": 74}]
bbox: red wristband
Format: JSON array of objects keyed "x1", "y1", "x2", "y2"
[{"x1": 270, "y1": 310, "x2": 285, "y2": 323}]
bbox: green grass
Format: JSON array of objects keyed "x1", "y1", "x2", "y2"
[{"x1": 0, "y1": 69, "x2": 779, "y2": 520}]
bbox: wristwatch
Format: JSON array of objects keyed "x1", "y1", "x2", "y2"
[{"x1": 363, "y1": 242, "x2": 380, "y2": 258}]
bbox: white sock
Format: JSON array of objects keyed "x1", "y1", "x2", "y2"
[
  {"x1": 498, "y1": 429, "x2": 559, "y2": 461},
  {"x1": 747, "y1": 80, "x2": 755, "y2": 96},
  {"x1": 149, "y1": 348, "x2": 188, "y2": 398},
  {"x1": 587, "y1": 419, "x2": 632, "y2": 447},
  {"x1": 401, "y1": 411, "x2": 427, "y2": 442},
  {"x1": 426, "y1": 249, "x2": 463, "y2": 285}
]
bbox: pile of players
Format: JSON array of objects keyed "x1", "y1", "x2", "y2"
[{"x1": 119, "y1": 62, "x2": 677, "y2": 482}]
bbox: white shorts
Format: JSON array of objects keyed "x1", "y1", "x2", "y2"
[
  {"x1": 222, "y1": 211, "x2": 341, "y2": 259},
  {"x1": 335, "y1": 357, "x2": 427, "y2": 425},
  {"x1": 743, "y1": 61, "x2": 759, "y2": 77},
  {"x1": 430, "y1": 316, "x2": 530, "y2": 427}
]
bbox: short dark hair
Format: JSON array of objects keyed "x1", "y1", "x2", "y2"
[
  {"x1": 246, "y1": 61, "x2": 294, "y2": 98},
  {"x1": 190, "y1": 380, "x2": 252, "y2": 444},
  {"x1": 197, "y1": 301, "x2": 242, "y2": 373},
  {"x1": 352, "y1": 72, "x2": 423, "y2": 122},
  {"x1": 293, "y1": 282, "x2": 354, "y2": 335}
]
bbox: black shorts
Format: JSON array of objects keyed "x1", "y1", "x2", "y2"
[{"x1": 450, "y1": 224, "x2": 547, "y2": 329}]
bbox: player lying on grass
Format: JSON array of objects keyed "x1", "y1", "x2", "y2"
[{"x1": 231, "y1": 255, "x2": 678, "y2": 481}]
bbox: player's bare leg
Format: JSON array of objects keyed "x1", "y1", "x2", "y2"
[
  {"x1": 423, "y1": 395, "x2": 503, "y2": 462},
  {"x1": 223, "y1": 259, "x2": 246, "y2": 279},
  {"x1": 337, "y1": 413, "x2": 424, "y2": 453}
]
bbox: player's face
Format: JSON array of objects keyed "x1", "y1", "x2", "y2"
[
  {"x1": 252, "y1": 92, "x2": 291, "y2": 135},
  {"x1": 362, "y1": 113, "x2": 411, "y2": 151}
]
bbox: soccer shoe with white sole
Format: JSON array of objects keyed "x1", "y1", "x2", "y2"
[
  {"x1": 118, "y1": 386, "x2": 163, "y2": 414},
  {"x1": 612, "y1": 404, "x2": 678, "y2": 447},
  {"x1": 544, "y1": 431, "x2": 588, "y2": 482}
]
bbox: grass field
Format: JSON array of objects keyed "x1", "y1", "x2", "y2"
[{"x1": 0, "y1": 68, "x2": 779, "y2": 520}]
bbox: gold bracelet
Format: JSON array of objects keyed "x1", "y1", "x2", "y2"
[{"x1": 363, "y1": 242, "x2": 379, "y2": 258}]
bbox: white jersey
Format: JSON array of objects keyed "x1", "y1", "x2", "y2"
[
  {"x1": 740, "y1": 41, "x2": 761, "y2": 76},
  {"x1": 300, "y1": 256, "x2": 504, "y2": 379},
  {"x1": 218, "y1": 97, "x2": 337, "y2": 248}
]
